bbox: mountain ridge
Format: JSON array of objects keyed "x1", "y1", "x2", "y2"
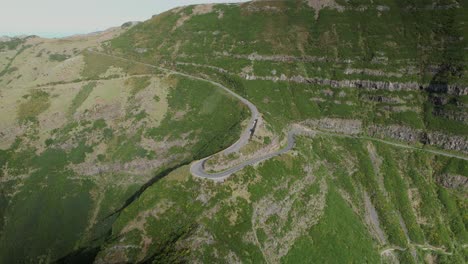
[{"x1": 0, "y1": 0, "x2": 466, "y2": 263}]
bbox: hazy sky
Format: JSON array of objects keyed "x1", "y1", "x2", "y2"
[{"x1": 0, "y1": 0, "x2": 247, "y2": 38}]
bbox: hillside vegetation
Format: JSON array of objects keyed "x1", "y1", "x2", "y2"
[{"x1": 0, "y1": 0, "x2": 467, "y2": 263}]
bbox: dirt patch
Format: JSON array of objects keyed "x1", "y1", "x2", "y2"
[
  {"x1": 173, "y1": 4, "x2": 215, "y2": 30},
  {"x1": 305, "y1": 0, "x2": 344, "y2": 19}
]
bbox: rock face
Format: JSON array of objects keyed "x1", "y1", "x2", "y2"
[
  {"x1": 427, "y1": 132, "x2": 468, "y2": 154},
  {"x1": 432, "y1": 108, "x2": 468, "y2": 123},
  {"x1": 301, "y1": 119, "x2": 468, "y2": 154},
  {"x1": 368, "y1": 125, "x2": 468, "y2": 154},
  {"x1": 305, "y1": 0, "x2": 344, "y2": 18},
  {"x1": 344, "y1": 68, "x2": 402, "y2": 78},
  {"x1": 436, "y1": 174, "x2": 468, "y2": 190},
  {"x1": 367, "y1": 125, "x2": 422, "y2": 143},
  {"x1": 362, "y1": 95, "x2": 405, "y2": 104},
  {"x1": 227, "y1": 52, "x2": 344, "y2": 63},
  {"x1": 303, "y1": 118, "x2": 362, "y2": 135},
  {"x1": 242, "y1": 74, "x2": 468, "y2": 96}
]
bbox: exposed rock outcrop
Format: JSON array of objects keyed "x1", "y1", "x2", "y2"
[
  {"x1": 367, "y1": 125, "x2": 468, "y2": 154},
  {"x1": 304, "y1": 0, "x2": 345, "y2": 18},
  {"x1": 303, "y1": 118, "x2": 362, "y2": 135},
  {"x1": 222, "y1": 52, "x2": 351, "y2": 63},
  {"x1": 176, "y1": 61, "x2": 228, "y2": 73},
  {"x1": 242, "y1": 73, "x2": 468, "y2": 96},
  {"x1": 367, "y1": 125, "x2": 422, "y2": 143},
  {"x1": 432, "y1": 108, "x2": 468, "y2": 123},
  {"x1": 427, "y1": 132, "x2": 468, "y2": 154},
  {"x1": 344, "y1": 68, "x2": 402, "y2": 78},
  {"x1": 436, "y1": 174, "x2": 468, "y2": 190},
  {"x1": 361, "y1": 95, "x2": 404, "y2": 104}
]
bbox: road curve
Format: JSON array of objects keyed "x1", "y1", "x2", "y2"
[
  {"x1": 160, "y1": 67, "x2": 260, "y2": 155},
  {"x1": 88, "y1": 50, "x2": 261, "y2": 179},
  {"x1": 88, "y1": 50, "x2": 259, "y2": 151},
  {"x1": 88, "y1": 51, "x2": 468, "y2": 181},
  {"x1": 190, "y1": 129, "x2": 309, "y2": 180}
]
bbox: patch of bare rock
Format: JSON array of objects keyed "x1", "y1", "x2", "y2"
[
  {"x1": 303, "y1": 118, "x2": 362, "y2": 135},
  {"x1": 300, "y1": 118, "x2": 467, "y2": 154},
  {"x1": 242, "y1": 73, "x2": 468, "y2": 96},
  {"x1": 436, "y1": 174, "x2": 468, "y2": 192},
  {"x1": 368, "y1": 125, "x2": 468, "y2": 154},
  {"x1": 172, "y1": 4, "x2": 218, "y2": 30},
  {"x1": 304, "y1": 0, "x2": 345, "y2": 18}
]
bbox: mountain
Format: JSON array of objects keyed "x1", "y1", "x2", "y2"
[{"x1": 0, "y1": 0, "x2": 466, "y2": 263}]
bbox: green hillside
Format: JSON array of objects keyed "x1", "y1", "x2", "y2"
[{"x1": 0, "y1": 0, "x2": 466, "y2": 263}]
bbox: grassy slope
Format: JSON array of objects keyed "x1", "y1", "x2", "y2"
[
  {"x1": 0, "y1": 0, "x2": 467, "y2": 263},
  {"x1": 283, "y1": 185, "x2": 380, "y2": 264},
  {"x1": 98, "y1": 135, "x2": 467, "y2": 263},
  {"x1": 0, "y1": 48, "x2": 246, "y2": 262},
  {"x1": 110, "y1": 0, "x2": 468, "y2": 136}
]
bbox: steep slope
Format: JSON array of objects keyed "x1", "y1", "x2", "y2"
[
  {"x1": 0, "y1": 0, "x2": 467, "y2": 263},
  {"x1": 95, "y1": 1, "x2": 467, "y2": 263},
  {"x1": 96, "y1": 134, "x2": 467, "y2": 263},
  {"x1": 0, "y1": 29, "x2": 246, "y2": 263}
]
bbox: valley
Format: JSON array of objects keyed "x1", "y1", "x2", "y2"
[{"x1": 0, "y1": 0, "x2": 467, "y2": 263}]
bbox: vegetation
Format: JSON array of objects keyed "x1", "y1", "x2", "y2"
[
  {"x1": 0, "y1": 0, "x2": 467, "y2": 263},
  {"x1": 0, "y1": 38, "x2": 25, "y2": 51},
  {"x1": 125, "y1": 76, "x2": 151, "y2": 95},
  {"x1": 146, "y1": 76, "x2": 247, "y2": 159},
  {"x1": 17, "y1": 90, "x2": 51, "y2": 122},
  {"x1": 68, "y1": 82, "x2": 97, "y2": 117},
  {"x1": 0, "y1": 71, "x2": 245, "y2": 262},
  {"x1": 0, "y1": 44, "x2": 30, "y2": 77},
  {"x1": 108, "y1": 0, "x2": 468, "y2": 136},
  {"x1": 284, "y1": 186, "x2": 381, "y2": 263},
  {"x1": 94, "y1": 135, "x2": 467, "y2": 263},
  {"x1": 48, "y1": 53, "x2": 70, "y2": 62},
  {"x1": 81, "y1": 51, "x2": 156, "y2": 79}
]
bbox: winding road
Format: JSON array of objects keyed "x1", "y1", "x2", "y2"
[
  {"x1": 190, "y1": 128, "x2": 311, "y2": 180},
  {"x1": 88, "y1": 50, "x2": 468, "y2": 181}
]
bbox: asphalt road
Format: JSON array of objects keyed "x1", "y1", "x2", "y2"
[
  {"x1": 89, "y1": 51, "x2": 468, "y2": 181},
  {"x1": 190, "y1": 129, "x2": 306, "y2": 180},
  {"x1": 88, "y1": 50, "x2": 261, "y2": 179}
]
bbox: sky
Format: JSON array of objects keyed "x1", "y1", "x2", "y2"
[{"x1": 0, "y1": 0, "x2": 247, "y2": 38}]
